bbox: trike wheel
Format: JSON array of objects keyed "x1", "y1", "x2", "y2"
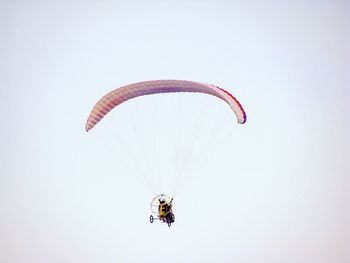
[{"x1": 150, "y1": 215, "x2": 154, "y2": 223}]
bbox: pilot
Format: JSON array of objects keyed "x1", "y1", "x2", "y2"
[{"x1": 158, "y1": 199, "x2": 168, "y2": 219}]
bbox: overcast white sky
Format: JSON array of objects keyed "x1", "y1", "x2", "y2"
[{"x1": 1, "y1": 1, "x2": 350, "y2": 263}]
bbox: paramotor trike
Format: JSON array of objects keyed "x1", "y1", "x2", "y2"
[{"x1": 149, "y1": 194, "x2": 175, "y2": 227}]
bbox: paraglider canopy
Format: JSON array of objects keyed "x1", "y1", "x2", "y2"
[{"x1": 85, "y1": 80, "x2": 246, "y2": 132}]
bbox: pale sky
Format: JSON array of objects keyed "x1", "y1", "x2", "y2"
[{"x1": 1, "y1": 1, "x2": 350, "y2": 263}]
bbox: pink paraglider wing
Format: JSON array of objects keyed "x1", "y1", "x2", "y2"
[{"x1": 85, "y1": 80, "x2": 246, "y2": 131}]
